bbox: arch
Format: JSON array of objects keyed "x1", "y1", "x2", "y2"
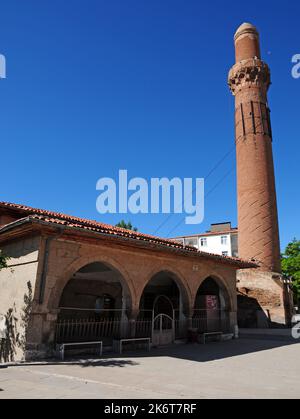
[
  {"x1": 138, "y1": 269, "x2": 191, "y2": 318},
  {"x1": 46, "y1": 254, "x2": 136, "y2": 314},
  {"x1": 58, "y1": 262, "x2": 131, "y2": 318},
  {"x1": 153, "y1": 295, "x2": 174, "y2": 318},
  {"x1": 192, "y1": 274, "x2": 233, "y2": 334},
  {"x1": 141, "y1": 265, "x2": 192, "y2": 311},
  {"x1": 194, "y1": 273, "x2": 233, "y2": 312}
]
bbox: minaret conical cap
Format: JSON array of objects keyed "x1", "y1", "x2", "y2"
[{"x1": 234, "y1": 22, "x2": 259, "y2": 41}]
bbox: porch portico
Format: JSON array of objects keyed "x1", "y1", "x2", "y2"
[{"x1": 0, "y1": 202, "x2": 256, "y2": 360}]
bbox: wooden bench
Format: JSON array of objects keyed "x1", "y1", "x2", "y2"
[
  {"x1": 201, "y1": 332, "x2": 223, "y2": 344},
  {"x1": 113, "y1": 338, "x2": 151, "y2": 354},
  {"x1": 58, "y1": 341, "x2": 103, "y2": 361}
]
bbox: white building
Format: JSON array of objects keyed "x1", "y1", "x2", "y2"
[{"x1": 172, "y1": 222, "x2": 238, "y2": 258}]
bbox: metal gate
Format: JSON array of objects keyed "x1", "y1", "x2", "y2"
[{"x1": 152, "y1": 314, "x2": 174, "y2": 346}]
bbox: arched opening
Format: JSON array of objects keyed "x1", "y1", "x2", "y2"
[
  {"x1": 55, "y1": 262, "x2": 132, "y2": 345},
  {"x1": 153, "y1": 295, "x2": 174, "y2": 318},
  {"x1": 138, "y1": 271, "x2": 189, "y2": 345},
  {"x1": 193, "y1": 277, "x2": 231, "y2": 334}
]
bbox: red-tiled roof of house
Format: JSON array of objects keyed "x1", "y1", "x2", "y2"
[{"x1": 0, "y1": 201, "x2": 256, "y2": 268}]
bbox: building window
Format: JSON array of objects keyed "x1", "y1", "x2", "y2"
[
  {"x1": 200, "y1": 238, "x2": 207, "y2": 247},
  {"x1": 221, "y1": 236, "x2": 228, "y2": 246},
  {"x1": 222, "y1": 251, "x2": 229, "y2": 257},
  {"x1": 185, "y1": 237, "x2": 198, "y2": 248}
]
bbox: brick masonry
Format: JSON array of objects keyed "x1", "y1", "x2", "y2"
[
  {"x1": 229, "y1": 23, "x2": 293, "y2": 325},
  {"x1": 0, "y1": 227, "x2": 241, "y2": 360}
]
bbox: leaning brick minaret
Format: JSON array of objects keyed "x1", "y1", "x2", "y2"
[
  {"x1": 228, "y1": 23, "x2": 281, "y2": 273},
  {"x1": 228, "y1": 23, "x2": 293, "y2": 326}
]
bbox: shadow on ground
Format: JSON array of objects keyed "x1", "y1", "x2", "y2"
[
  {"x1": 152, "y1": 337, "x2": 300, "y2": 363},
  {"x1": 1, "y1": 336, "x2": 299, "y2": 369},
  {"x1": 99, "y1": 336, "x2": 300, "y2": 364},
  {"x1": 0, "y1": 359, "x2": 139, "y2": 369}
]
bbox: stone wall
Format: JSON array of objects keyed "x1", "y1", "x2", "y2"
[
  {"x1": 0, "y1": 236, "x2": 41, "y2": 360},
  {"x1": 237, "y1": 268, "x2": 291, "y2": 327}
]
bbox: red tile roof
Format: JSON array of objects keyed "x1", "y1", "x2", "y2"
[{"x1": 0, "y1": 201, "x2": 256, "y2": 268}]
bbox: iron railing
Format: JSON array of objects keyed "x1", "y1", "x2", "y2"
[
  {"x1": 55, "y1": 309, "x2": 231, "y2": 344},
  {"x1": 55, "y1": 317, "x2": 129, "y2": 344},
  {"x1": 192, "y1": 309, "x2": 230, "y2": 333}
]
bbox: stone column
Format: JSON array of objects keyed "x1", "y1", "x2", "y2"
[
  {"x1": 128, "y1": 308, "x2": 139, "y2": 339},
  {"x1": 178, "y1": 294, "x2": 187, "y2": 338},
  {"x1": 25, "y1": 310, "x2": 59, "y2": 360},
  {"x1": 120, "y1": 293, "x2": 129, "y2": 338},
  {"x1": 229, "y1": 310, "x2": 238, "y2": 337}
]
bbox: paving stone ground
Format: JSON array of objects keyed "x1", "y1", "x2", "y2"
[{"x1": 0, "y1": 337, "x2": 300, "y2": 399}]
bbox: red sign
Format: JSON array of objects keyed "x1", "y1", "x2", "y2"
[{"x1": 206, "y1": 295, "x2": 219, "y2": 310}]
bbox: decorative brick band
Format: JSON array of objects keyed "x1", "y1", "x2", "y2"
[
  {"x1": 228, "y1": 58, "x2": 270, "y2": 95},
  {"x1": 235, "y1": 100, "x2": 272, "y2": 141}
]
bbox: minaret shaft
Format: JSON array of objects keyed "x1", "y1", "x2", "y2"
[{"x1": 228, "y1": 23, "x2": 281, "y2": 273}]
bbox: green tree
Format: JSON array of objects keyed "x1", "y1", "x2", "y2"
[
  {"x1": 0, "y1": 249, "x2": 9, "y2": 270},
  {"x1": 116, "y1": 220, "x2": 138, "y2": 232},
  {"x1": 281, "y1": 239, "x2": 300, "y2": 304}
]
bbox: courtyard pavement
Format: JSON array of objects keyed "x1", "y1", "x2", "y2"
[{"x1": 0, "y1": 337, "x2": 300, "y2": 399}]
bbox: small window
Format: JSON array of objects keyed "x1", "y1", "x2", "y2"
[
  {"x1": 222, "y1": 251, "x2": 229, "y2": 257},
  {"x1": 221, "y1": 236, "x2": 228, "y2": 246},
  {"x1": 200, "y1": 238, "x2": 207, "y2": 247},
  {"x1": 185, "y1": 237, "x2": 198, "y2": 248}
]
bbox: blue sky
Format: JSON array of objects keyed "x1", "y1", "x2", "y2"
[{"x1": 0, "y1": 0, "x2": 299, "y2": 250}]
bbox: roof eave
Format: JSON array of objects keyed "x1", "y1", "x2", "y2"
[{"x1": 0, "y1": 216, "x2": 257, "y2": 269}]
